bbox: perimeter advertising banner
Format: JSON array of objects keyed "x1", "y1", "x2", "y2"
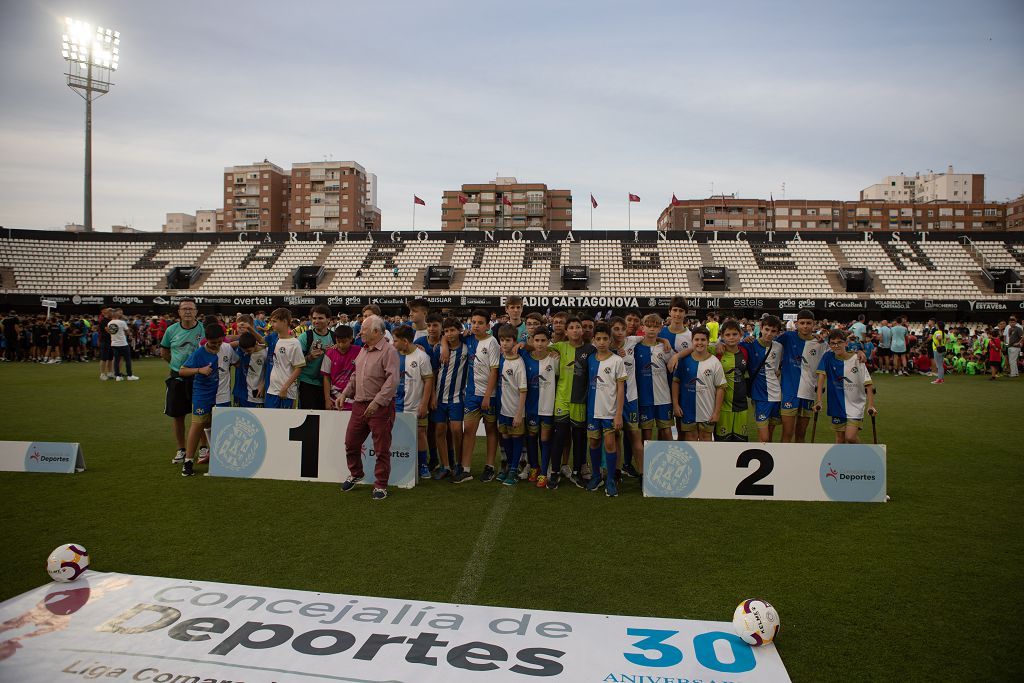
[
  {"x1": 210, "y1": 407, "x2": 418, "y2": 488},
  {"x1": 0, "y1": 572, "x2": 791, "y2": 682},
  {"x1": 643, "y1": 442, "x2": 887, "y2": 503}
]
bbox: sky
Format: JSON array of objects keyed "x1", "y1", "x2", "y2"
[{"x1": 1, "y1": 0, "x2": 1022, "y2": 232}]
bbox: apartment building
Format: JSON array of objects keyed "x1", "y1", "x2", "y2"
[
  {"x1": 222, "y1": 161, "x2": 291, "y2": 232},
  {"x1": 162, "y1": 212, "x2": 196, "y2": 233},
  {"x1": 290, "y1": 161, "x2": 379, "y2": 232},
  {"x1": 441, "y1": 177, "x2": 571, "y2": 232},
  {"x1": 860, "y1": 166, "x2": 985, "y2": 203},
  {"x1": 657, "y1": 195, "x2": 1007, "y2": 231}
]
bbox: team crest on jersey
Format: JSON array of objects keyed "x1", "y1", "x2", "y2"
[
  {"x1": 505, "y1": 368, "x2": 514, "y2": 376},
  {"x1": 411, "y1": 361, "x2": 418, "y2": 368},
  {"x1": 603, "y1": 367, "x2": 611, "y2": 374},
  {"x1": 851, "y1": 366, "x2": 859, "y2": 374}
]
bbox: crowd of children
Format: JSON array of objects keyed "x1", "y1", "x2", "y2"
[{"x1": 5, "y1": 297, "x2": 1020, "y2": 490}]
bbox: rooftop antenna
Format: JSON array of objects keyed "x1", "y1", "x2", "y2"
[{"x1": 782, "y1": 182, "x2": 786, "y2": 200}]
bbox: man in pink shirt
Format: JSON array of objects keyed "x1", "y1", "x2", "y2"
[{"x1": 337, "y1": 315, "x2": 400, "y2": 500}]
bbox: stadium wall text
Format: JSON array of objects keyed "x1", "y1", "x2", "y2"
[{"x1": 4, "y1": 292, "x2": 1021, "y2": 316}]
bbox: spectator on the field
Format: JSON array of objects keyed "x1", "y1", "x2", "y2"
[
  {"x1": 161, "y1": 299, "x2": 204, "y2": 464},
  {"x1": 1, "y1": 312, "x2": 19, "y2": 362},
  {"x1": 339, "y1": 315, "x2": 399, "y2": 501},
  {"x1": 1006, "y1": 316, "x2": 1022, "y2": 378}
]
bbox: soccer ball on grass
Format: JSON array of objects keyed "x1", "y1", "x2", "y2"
[
  {"x1": 46, "y1": 544, "x2": 90, "y2": 583},
  {"x1": 732, "y1": 598, "x2": 780, "y2": 646}
]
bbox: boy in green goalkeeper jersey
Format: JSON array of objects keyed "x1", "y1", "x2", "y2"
[
  {"x1": 545, "y1": 316, "x2": 594, "y2": 489},
  {"x1": 715, "y1": 319, "x2": 751, "y2": 442}
]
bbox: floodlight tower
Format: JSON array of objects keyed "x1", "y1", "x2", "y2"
[{"x1": 61, "y1": 18, "x2": 120, "y2": 232}]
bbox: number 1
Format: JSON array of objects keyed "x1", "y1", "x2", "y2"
[{"x1": 288, "y1": 414, "x2": 320, "y2": 478}]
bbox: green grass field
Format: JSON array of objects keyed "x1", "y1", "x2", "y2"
[{"x1": 0, "y1": 357, "x2": 1019, "y2": 681}]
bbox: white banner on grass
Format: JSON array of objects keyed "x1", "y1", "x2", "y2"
[
  {"x1": 0, "y1": 441, "x2": 85, "y2": 474},
  {"x1": 644, "y1": 441, "x2": 887, "y2": 502},
  {"x1": 0, "y1": 572, "x2": 791, "y2": 682},
  {"x1": 210, "y1": 407, "x2": 418, "y2": 488}
]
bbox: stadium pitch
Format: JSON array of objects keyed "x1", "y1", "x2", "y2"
[{"x1": 0, "y1": 357, "x2": 1018, "y2": 682}]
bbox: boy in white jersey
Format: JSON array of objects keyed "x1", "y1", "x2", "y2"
[
  {"x1": 585, "y1": 323, "x2": 626, "y2": 496},
  {"x1": 238, "y1": 333, "x2": 267, "y2": 407},
  {"x1": 609, "y1": 316, "x2": 645, "y2": 479},
  {"x1": 214, "y1": 335, "x2": 239, "y2": 409},
  {"x1": 393, "y1": 326, "x2": 435, "y2": 478},
  {"x1": 741, "y1": 315, "x2": 784, "y2": 443},
  {"x1": 459, "y1": 310, "x2": 501, "y2": 482},
  {"x1": 266, "y1": 308, "x2": 305, "y2": 409},
  {"x1": 814, "y1": 329, "x2": 876, "y2": 444},
  {"x1": 635, "y1": 313, "x2": 674, "y2": 442},
  {"x1": 494, "y1": 325, "x2": 528, "y2": 486},
  {"x1": 671, "y1": 327, "x2": 726, "y2": 441},
  {"x1": 435, "y1": 317, "x2": 470, "y2": 482}
]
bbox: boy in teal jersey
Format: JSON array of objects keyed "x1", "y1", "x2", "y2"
[{"x1": 296, "y1": 305, "x2": 334, "y2": 410}]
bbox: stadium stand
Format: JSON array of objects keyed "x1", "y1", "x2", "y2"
[{"x1": 2, "y1": 229, "x2": 1022, "y2": 314}]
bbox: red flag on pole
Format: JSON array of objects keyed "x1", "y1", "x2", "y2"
[
  {"x1": 628, "y1": 193, "x2": 641, "y2": 202},
  {"x1": 414, "y1": 195, "x2": 426, "y2": 206},
  {"x1": 457, "y1": 193, "x2": 468, "y2": 205},
  {"x1": 671, "y1": 193, "x2": 682, "y2": 207},
  {"x1": 502, "y1": 195, "x2": 513, "y2": 207},
  {"x1": 591, "y1": 194, "x2": 598, "y2": 209}
]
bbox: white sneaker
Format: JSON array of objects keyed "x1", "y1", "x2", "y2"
[
  {"x1": 126, "y1": 375, "x2": 140, "y2": 381},
  {"x1": 100, "y1": 373, "x2": 109, "y2": 380},
  {"x1": 115, "y1": 376, "x2": 125, "y2": 382}
]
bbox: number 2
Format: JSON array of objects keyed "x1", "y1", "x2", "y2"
[{"x1": 735, "y1": 448, "x2": 774, "y2": 496}]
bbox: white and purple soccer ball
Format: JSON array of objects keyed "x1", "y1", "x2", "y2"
[
  {"x1": 732, "y1": 598, "x2": 780, "y2": 646},
  {"x1": 46, "y1": 544, "x2": 90, "y2": 583}
]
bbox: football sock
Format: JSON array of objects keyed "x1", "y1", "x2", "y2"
[
  {"x1": 540, "y1": 438, "x2": 551, "y2": 474},
  {"x1": 417, "y1": 450, "x2": 428, "y2": 467},
  {"x1": 605, "y1": 452, "x2": 618, "y2": 481},
  {"x1": 509, "y1": 436, "x2": 523, "y2": 472},
  {"x1": 548, "y1": 422, "x2": 570, "y2": 473},
  {"x1": 525, "y1": 433, "x2": 538, "y2": 468},
  {"x1": 590, "y1": 446, "x2": 603, "y2": 477},
  {"x1": 571, "y1": 424, "x2": 587, "y2": 473}
]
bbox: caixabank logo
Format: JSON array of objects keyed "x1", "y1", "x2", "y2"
[{"x1": 819, "y1": 445, "x2": 885, "y2": 502}]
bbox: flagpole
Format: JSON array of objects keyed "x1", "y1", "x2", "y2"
[
  {"x1": 413, "y1": 200, "x2": 416, "y2": 230},
  {"x1": 628, "y1": 198, "x2": 631, "y2": 231},
  {"x1": 590, "y1": 198, "x2": 593, "y2": 231}
]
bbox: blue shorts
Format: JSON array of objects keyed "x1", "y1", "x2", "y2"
[
  {"x1": 527, "y1": 415, "x2": 553, "y2": 433},
  {"x1": 464, "y1": 394, "x2": 497, "y2": 422},
  {"x1": 431, "y1": 401, "x2": 464, "y2": 423},
  {"x1": 264, "y1": 395, "x2": 294, "y2": 409},
  {"x1": 587, "y1": 417, "x2": 618, "y2": 438},
  {"x1": 753, "y1": 400, "x2": 782, "y2": 425},
  {"x1": 216, "y1": 402, "x2": 230, "y2": 408},
  {"x1": 781, "y1": 398, "x2": 814, "y2": 417},
  {"x1": 233, "y1": 397, "x2": 259, "y2": 408},
  {"x1": 497, "y1": 414, "x2": 525, "y2": 436},
  {"x1": 622, "y1": 399, "x2": 640, "y2": 431},
  {"x1": 639, "y1": 404, "x2": 672, "y2": 430},
  {"x1": 192, "y1": 402, "x2": 214, "y2": 420}
]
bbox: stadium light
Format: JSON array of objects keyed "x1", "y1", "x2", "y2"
[{"x1": 62, "y1": 17, "x2": 121, "y2": 232}]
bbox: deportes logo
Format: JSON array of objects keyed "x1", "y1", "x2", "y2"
[
  {"x1": 24, "y1": 442, "x2": 76, "y2": 472},
  {"x1": 211, "y1": 409, "x2": 267, "y2": 478},
  {"x1": 819, "y1": 445, "x2": 885, "y2": 501}
]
